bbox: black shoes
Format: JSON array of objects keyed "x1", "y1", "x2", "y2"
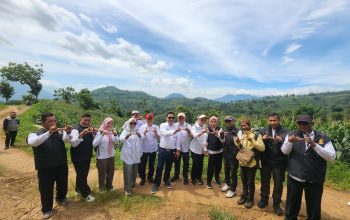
[
  {"x1": 140, "y1": 179, "x2": 146, "y2": 186},
  {"x1": 215, "y1": 179, "x2": 222, "y2": 187},
  {"x1": 150, "y1": 184, "x2": 158, "y2": 194},
  {"x1": 184, "y1": 178, "x2": 189, "y2": 185},
  {"x1": 170, "y1": 176, "x2": 179, "y2": 182},
  {"x1": 258, "y1": 199, "x2": 268, "y2": 209},
  {"x1": 191, "y1": 179, "x2": 197, "y2": 185},
  {"x1": 237, "y1": 197, "x2": 246, "y2": 205},
  {"x1": 147, "y1": 177, "x2": 154, "y2": 183},
  {"x1": 273, "y1": 204, "x2": 283, "y2": 216},
  {"x1": 165, "y1": 181, "x2": 172, "y2": 189},
  {"x1": 198, "y1": 179, "x2": 204, "y2": 185},
  {"x1": 244, "y1": 200, "x2": 254, "y2": 209},
  {"x1": 206, "y1": 182, "x2": 212, "y2": 189},
  {"x1": 56, "y1": 198, "x2": 69, "y2": 205}
]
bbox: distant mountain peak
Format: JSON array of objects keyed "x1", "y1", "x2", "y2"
[
  {"x1": 165, "y1": 93, "x2": 186, "y2": 99},
  {"x1": 215, "y1": 94, "x2": 257, "y2": 103}
]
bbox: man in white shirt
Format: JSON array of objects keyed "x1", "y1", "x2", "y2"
[
  {"x1": 138, "y1": 113, "x2": 160, "y2": 185},
  {"x1": 151, "y1": 112, "x2": 179, "y2": 194},
  {"x1": 281, "y1": 115, "x2": 336, "y2": 220},
  {"x1": 171, "y1": 112, "x2": 192, "y2": 185}
]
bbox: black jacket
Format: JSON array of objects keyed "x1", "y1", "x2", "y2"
[
  {"x1": 207, "y1": 127, "x2": 223, "y2": 152},
  {"x1": 221, "y1": 126, "x2": 240, "y2": 160},
  {"x1": 70, "y1": 124, "x2": 94, "y2": 163}
]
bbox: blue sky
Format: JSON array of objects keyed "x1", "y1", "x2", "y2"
[{"x1": 0, "y1": 0, "x2": 349, "y2": 99}]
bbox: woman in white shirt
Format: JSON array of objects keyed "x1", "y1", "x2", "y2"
[
  {"x1": 93, "y1": 117, "x2": 119, "y2": 192},
  {"x1": 119, "y1": 118, "x2": 143, "y2": 196}
]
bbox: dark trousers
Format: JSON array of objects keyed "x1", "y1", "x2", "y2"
[
  {"x1": 96, "y1": 157, "x2": 115, "y2": 191},
  {"x1": 154, "y1": 148, "x2": 176, "y2": 186},
  {"x1": 285, "y1": 176, "x2": 324, "y2": 220},
  {"x1": 260, "y1": 163, "x2": 286, "y2": 205},
  {"x1": 207, "y1": 152, "x2": 223, "y2": 183},
  {"x1": 73, "y1": 160, "x2": 92, "y2": 198},
  {"x1": 173, "y1": 151, "x2": 190, "y2": 179},
  {"x1": 5, "y1": 130, "x2": 18, "y2": 147},
  {"x1": 240, "y1": 166, "x2": 257, "y2": 201},
  {"x1": 138, "y1": 152, "x2": 157, "y2": 180},
  {"x1": 191, "y1": 151, "x2": 204, "y2": 181},
  {"x1": 37, "y1": 164, "x2": 68, "y2": 213},
  {"x1": 224, "y1": 157, "x2": 239, "y2": 192}
]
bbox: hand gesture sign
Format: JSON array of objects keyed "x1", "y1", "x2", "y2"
[
  {"x1": 112, "y1": 128, "x2": 118, "y2": 136},
  {"x1": 49, "y1": 125, "x2": 58, "y2": 134},
  {"x1": 288, "y1": 133, "x2": 298, "y2": 143},
  {"x1": 262, "y1": 134, "x2": 270, "y2": 141},
  {"x1": 64, "y1": 124, "x2": 72, "y2": 134}
]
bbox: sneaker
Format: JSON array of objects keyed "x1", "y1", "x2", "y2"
[
  {"x1": 165, "y1": 181, "x2": 172, "y2": 189},
  {"x1": 257, "y1": 199, "x2": 268, "y2": 209},
  {"x1": 108, "y1": 188, "x2": 117, "y2": 192},
  {"x1": 151, "y1": 184, "x2": 158, "y2": 194},
  {"x1": 215, "y1": 179, "x2": 222, "y2": 187},
  {"x1": 206, "y1": 183, "x2": 212, "y2": 189},
  {"x1": 244, "y1": 200, "x2": 254, "y2": 209},
  {"x1": 183, "y1": 178, "x2": 189, "y2": 185},
  {"x1": 124, "y1": 192, "x2": 132, "y2": 196},
  {"x1": 237, "y1": 197, "x2": 246, "y2": 205},
  {"x1": 170, "y1": 176, "x2": 179, "y2": 182},
  {"x1": 198, "y1": 179, "x2": 204, "y2": 185},
  {"x1": 86, "y1": 194, "x2": 95, "y2": 202},
  {"x1": 225, "y1": 190, "x2": 236, "y2": 198},
  {"x1": 273, "y1": 204, "x2": 283, "y2": 216},
  {"x1": 4, "y1": 146, "x2": 9, "y2": 150},
  {"x1": 221, "y1": 184, "x2": 230, "y2": 192},
  {"x1": 42, "y1": 210, "x2": 53, "y2": 219},
  {"x1": 191, "y1": 179, "x2": 197, "y2": 185},
  {"x1": 140, "y1": 179, "x2": 146, "y2": 186},
  {"x1": 74, "y1": 191, "x2": 80, "y2": 196},
  {"x1": 56, "y1": 198, "x2": 69, "y2": 205}
]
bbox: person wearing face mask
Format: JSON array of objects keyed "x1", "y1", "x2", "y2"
[
  {"x1": 219, "y1": 116, "x2": 240, "y2": 198},
  {"x1": 138, "y1": 113, "x2": 160, "y2": 185},
  {"x1": 190, "y1": 114, "x2": 208, "y2": 185},
  {"x1": 204, "y1": 116, "x2": 223, "y2": 189},
  {"x1": 171, "y1": 112, "x2": 192, "y2": 185},
  {"x1": 119, "y1": 118, "x2": 143, "y2": 196},
  {"x1": 151, "y1": 112, "x2": 179, "y2": 194},
  {"x1": 27, "y1": 112, "x2": 72, "y2": 219},
  {"x1": 235, "y1": 118, "x2": 265, "y2": 209},
  {"x1": 257, "y1": 112, "x2": 289, "y2": 215},
  {"x1": 281, "y1": 115, "x2": 336, "y2": 220},
  {"x1": 70, "y1": 113, "x2": 97, "y2": 202},
  {"x1": 93, "y1": 117, "x2": 119, "y2": 192}
]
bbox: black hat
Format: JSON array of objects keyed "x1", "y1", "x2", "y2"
[{"x1": 296, "y1": 115, "x2": 313, "y2": 123}]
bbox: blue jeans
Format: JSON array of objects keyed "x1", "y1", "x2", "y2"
[{"x1": 154, "y1": 148, "x2": 176, "y2": 186}]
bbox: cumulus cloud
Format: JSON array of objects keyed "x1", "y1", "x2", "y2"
[
  {"x1": 102, "y1": 23, "x2": 118, "y2": 33},
  {"x1": 79, "y1": 13, "x2": 93, "y2": 27},
  {"x1": 150, "y1": 77, "x2": 192, "y2": 88}
]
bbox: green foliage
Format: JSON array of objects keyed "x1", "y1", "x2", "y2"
[
  {"x1": 0, "y1": 62, "x2": 43, "y2": 99},
  {"x1": 0, "y1": 81, "x2": 14, "y2": 103},
  {"x1": 208, "y1": 207, "x2": 237, "y2": 220},
  {"x1": 77, "y1": 89, "x2": 96, "y2": 110},
  {"x1": 54, "y1": 86, "x2": 76, "y2": 103},
  {"x1": 326, "y1": 161, "x2": 350, "y2": 191}
]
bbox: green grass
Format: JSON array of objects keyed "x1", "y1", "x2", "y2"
[
  {"x1": 326, "y1": 160, "x2": 350, "y2": 191},
  {"x1": 208, "y1": 207, "x2": 237, "y2": 220},
  {"x1": 0, "y1": 164, "x2": 5, "y2": 176},
  {"x1": 0, "y1": 104, "x2": 6, "y2": 111}
]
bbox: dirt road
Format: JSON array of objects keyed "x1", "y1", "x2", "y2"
[{"x1": 0, "y1": 106, "x2": 349, "y2": 219}]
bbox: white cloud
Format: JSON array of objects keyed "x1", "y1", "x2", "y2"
[
  {"x1": 150, "y1": 77, "x2": 192, "y2": 89},
  {"x1": 79, "y1": 13, "x2": 93, "y2": 27},
  {"x1": 281, "y1": 56, "x2": 294, "y2": 65},
  {"x1": 102, "y1": 23, "x2": 118, "y2": 33},
  {"x1": 285, "y1": 43, "x2": 302, "y2": 54},
  {"x1": 40, "y1": 79, "x2": 62, "y2": 88}
]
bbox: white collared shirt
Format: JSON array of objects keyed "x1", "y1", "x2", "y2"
[
  {"x1": 28, "y1": 130, "x2": 72, "y2": 147},
  {"x1": 175, "y1": 122, "x2": 192, "y2": 153},
  {"x1": 281, "y1": 130, "x2": 336, "y2": 182},
  {"x1": 93, "y1": 132, "x2": 119, "y2": 159},
  {"x1": 140, "y1": 123, "x2": 160, "y2": 153},
  {"x1": 119, "y1": 130, "x2": 143, "y2": 164},
  {"x1": 159, "y1": 122, "x2": 178, "y2": 149},
  {"x1": 190, "y1": 122, "x2": 208, "y2": 154}
]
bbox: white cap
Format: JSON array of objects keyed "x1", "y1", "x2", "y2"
[
  {"x1": 177, "y1": 112, "x2": 186, "y2": 118},
  {"x1": 198, "y1": 114, "x2": 207, "y2": 119},
  {"x1": 132, "y1": 110, "x2": 139, "y2": 115}
]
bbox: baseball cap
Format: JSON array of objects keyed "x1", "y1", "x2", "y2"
[
  {"x1": 296, "y1": 115, "x2": 313, "y2": 123},
  {"x1": 145, "y1": 113, "x2": 154, "y2": 119},
  {"x1": 177, "y1": 112, "x2": 186, "y2": 118},
  {"x1": 198, "y1": 114, "x2": 207, "y2": 119},
  {"x1": 224, "y1": 116, "x2": 234, "y2": 122},
  {"x1": 131, "y1": 110, "x2": 139, "y2": 115}
]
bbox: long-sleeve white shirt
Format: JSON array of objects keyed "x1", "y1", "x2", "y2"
[
  {"x1": 93, "y1": 132, "x2": 119, "y2": 159},
  {"x1": 119, "y1": 130, "x2": 143, "y2": 165},
  {"x1": 159, "y1": 122, "x2": 178, "y2": 150},
  {"x1": 139, "y1": 123, "x2": 160, "y2": 153},
  {"x1": 281, "y1": 130, "x2": 336, "y2": 182},
  {"x1": 28, "y1": 130, "x2": 72, "y2": 147},
  {"x1": 190, "y1": 122, "x2": 208, "y2": 154},
  {"x1": 175, "y1": 122, "x2": 192, "y2": 153}
]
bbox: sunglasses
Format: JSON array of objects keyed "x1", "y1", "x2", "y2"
[
  {"x1": 168, "y1": 117, "x2": 175, "y2": 119},
  {"x1": 130, "y1": 122, "x2": 137, "y2": 125}
]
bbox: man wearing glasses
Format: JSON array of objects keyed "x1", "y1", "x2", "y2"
[
  {"x1": 151, "y1": 112, "x2": 179, "y2": 194},
  {"x1": 281, "y1": 115, "x2": 336, "y2": 220}
]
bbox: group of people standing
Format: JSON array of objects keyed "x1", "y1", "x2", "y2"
[{"x1": 26, "y1": 110, "x2": 336, "y2": 220}]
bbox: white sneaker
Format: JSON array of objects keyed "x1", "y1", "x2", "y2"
[
  {"x1": 124, "y1": 192, "x2": 131, "y2": 196},
  {"x1": 86, "y1": 194, "x2": 95, "y2": 202},
  {"x1": 225, "y1": 190, "x2": 236, "y2": 198},
  {"x1": 42, "y1": 210, "x2": 53, "y2": 219},
  {"x1": 221, "y1": 184, "x2": 230, "y2": 192}
]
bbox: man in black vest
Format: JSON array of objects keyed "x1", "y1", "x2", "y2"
[
  {"x1": 258, "y1": 112, "x2": 289, "y2": 215},
  {"x1": 27, "y1": 112, "x2": 72, "y2": 219},
  {"x1": 3, "y1": 111, "x2": 20, "y2": 150},
  {"x1": 281, "y1": 115, "x2": 336, "y2": 220},
  {"x1": 70, "y1": 113, "x2": 96, "y2": 202}
]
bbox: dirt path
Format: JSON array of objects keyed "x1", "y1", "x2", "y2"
[{"x1": 0, "y1": 105, "x2": 349, "y2": 219}]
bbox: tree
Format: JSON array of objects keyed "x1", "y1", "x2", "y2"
[
  {"x1": 76, "y1": 89, "x2": 95, "y2": 110},
  {"x1": 0, "y1": 81, "x2": 14, "y2": 103},
  {"x1": 54, "y1": 86, "x2": 76, "y2": 103},
  {"x1": 0, "y1": 62, "x2": 43, "y2": 99}
]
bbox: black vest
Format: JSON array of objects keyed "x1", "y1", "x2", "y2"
[
  {"x1": 261, "y1": 126, "x2": 289, "y2": 167},
  {"x1": 32, "y1": 128, "x2": 67, "y2": 170},
  {"x1": 222, "y1": 126, "x2": 239, "y2": 159},
  {"x1": 287, "y1": 130, "x2": 330, "y2": 183},
  {"x1": 70, "y1": 124, "x2": 94, "y2": 163},
  {"x1": 207, "y1": 127, "x2": 223, "y2": 152}
]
